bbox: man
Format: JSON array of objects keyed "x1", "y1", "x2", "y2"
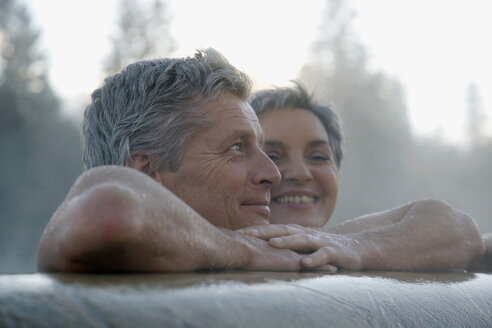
[
  {"x1": 38, "y1": 49, "x2": 304, "y2": 272},
  {"x1": 37, "y1": 49, "x2": 485, "y2": 272}
]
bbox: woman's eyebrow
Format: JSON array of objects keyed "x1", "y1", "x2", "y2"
[
  {"x1": 264, "y1": 140, "x2": 284, "y2": 148},
  {"x1": 258, "y1": 130, "x2": 265, "y2": 147},
  {"x1": 308, "y1": 139, "x2": 330, "y2": 147}
]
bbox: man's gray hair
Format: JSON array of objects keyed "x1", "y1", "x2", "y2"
[
  {"x1": 82, "y1": 48, "x2": 252, "y2": 171},
  {"x1": 250, "y1": 82, "x2": 343, "y2": 169}
]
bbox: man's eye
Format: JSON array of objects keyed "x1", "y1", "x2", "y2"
[{"x1": 231, "y1": 143, "x2": 241, "y2": 152}]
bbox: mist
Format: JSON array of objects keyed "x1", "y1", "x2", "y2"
[{"x1": 1, "y1": 0, "x2": 490, "y2": 273}]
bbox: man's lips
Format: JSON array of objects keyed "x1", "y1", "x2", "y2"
[
  {"x1": 241, "y1": 198, "x2": 271, "y2": 216},
  {"x1": 241, "y1": 194, "x2": 270, "y2": 207}
]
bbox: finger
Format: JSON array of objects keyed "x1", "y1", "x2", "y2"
[
  {"x1": 247, "y1": 246, "x2": 303, "y2": 271},
  {"x1": 237, "y1": 224, "x2": 296, "y2": 239},
  {"x1": 269, "y1": 234, "x2": 320, "y2": 251},
  {"x1": 301, "y1": 247, "x2": 335, "y2": 268},
  {"x1": 313, "y1": 264, "x2": 338, "y2": 272}
]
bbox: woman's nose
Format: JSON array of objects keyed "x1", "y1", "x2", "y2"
[{"x1": 282, "y1": 159, "x2": 312, "y2": 184}]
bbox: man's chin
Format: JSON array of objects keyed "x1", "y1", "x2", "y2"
[
  {"x1": 241, "y1": 204, "x2": 270, "y2": 218},
  {"x1": 233, "y1": 217, "x2": 269, "y2": 230}
]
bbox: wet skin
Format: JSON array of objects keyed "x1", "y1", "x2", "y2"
[{"x1": 157, "y1": 93, "x2": 281, "y2": 230}]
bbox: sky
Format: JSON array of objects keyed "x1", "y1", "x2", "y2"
[{"x1": 25, "y1": 0, "x2": 492, "y2": 145}]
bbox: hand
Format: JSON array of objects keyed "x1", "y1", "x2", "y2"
[
  {"x1": 220, "y1": 228, "x2": 304, "y2": 271},
  {"x1": 238, "y1": 224, "x2": 368, "y2": 271},
  {"x1": 241, "y1": 233, "x2": 338, "y2": 272},
  {"x1": 238, "y1": 224, "x2": 320, "y2": 240}
]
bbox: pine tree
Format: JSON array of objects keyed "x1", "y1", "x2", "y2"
[
  {"x1": 465, "y1": 83, "x2": 486, "y2": 146},
  {"x1": 104, "y1": 0, "x2": 175, "y2": 75},
  {"x1": 298, "y1": 0, "x2": 413, "y2": 223},
  {"x1": 0, "y1": 0, "x2": 82, "y2": 273}
]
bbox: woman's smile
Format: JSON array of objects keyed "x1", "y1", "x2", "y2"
[{"x1": 259, "y1": 108, "x2": 338, "y2": 227}]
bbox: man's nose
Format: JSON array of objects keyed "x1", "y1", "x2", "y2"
[
  {"x1": 252, "y1": 149, "x2": 281, "y2": 187},
  {"x1": 282, "y1": 158, "x2": 312, "y2": 184}
]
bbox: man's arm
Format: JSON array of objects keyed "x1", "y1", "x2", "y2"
[
  {"x1": 37, "y1": 166, "x2": 302, "y2": 273},
  {"x1": 239, "y1": 199, "x2": 485, "y2": 271}
]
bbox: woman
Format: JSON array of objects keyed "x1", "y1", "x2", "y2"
[{"x1": 241, "y1": 82, "x2": 487, "y2": 271}]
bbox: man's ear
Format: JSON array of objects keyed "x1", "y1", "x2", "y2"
[{"x1": 125, "y1": 153, "x2": 158, "y2": 179}]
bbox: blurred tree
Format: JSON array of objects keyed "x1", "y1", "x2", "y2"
[
  {"x1": 299, "y1": 0, "x2": 492, "y2": 233},
  {"x1": 104, "y1": 0, "x2": 175, "y2": 75},
  {"x1": 464, "y1": 141, "x2": 492, "y2": 232},
  {"x1": 298, "y1": 0, "x2": 415, "y2": 223},
  {"x1": 0, "y1": 0, "x2": 82, "y2": 273},
  {"x1": 465, "y1": 82, "x2": 486, "y2": 146}
]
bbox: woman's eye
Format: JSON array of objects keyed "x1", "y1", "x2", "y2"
[
  {"x1": 310, "y1": 153, "x2": 330, "y2": 162},
  {"x1": 266, "y1": 152, "x2": 281, "y2": 162}
]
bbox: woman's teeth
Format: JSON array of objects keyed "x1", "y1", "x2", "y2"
[{"x1": 276, "y1": 196, "x2": 315, "y2": 204}]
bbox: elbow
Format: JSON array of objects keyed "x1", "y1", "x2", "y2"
[
  {"x1": 410, "y1": 198, "x2": 454, "y2": 214},
  {"x1": 436, "y1": 200, "x2": 486, "y2": 260},
  {"x1": 37, "y1": 182, "x2": 144, "y2": 272},
  {"x1": 411, "y1": 199, "x2": 477, "y2": 235},
  {"x1": 412, "y1": 198, "x2": 485, "y2": 267}
]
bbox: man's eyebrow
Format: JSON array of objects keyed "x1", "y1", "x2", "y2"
[
  {"x1": 223, "y1": 130, "x2": 253, "y2": 145},
  {"x1": 230, "y1": 130, "x2": 254, "y2": 141}
]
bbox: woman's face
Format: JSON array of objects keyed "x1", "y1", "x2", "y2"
[{"x1": 259, "y1": 108, "x2": 338, "y2": 227}]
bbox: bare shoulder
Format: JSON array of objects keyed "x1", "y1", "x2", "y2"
[{"x1": 411, "y1": 198, "x2": 457, "y2": 212}]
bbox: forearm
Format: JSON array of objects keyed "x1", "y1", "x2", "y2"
[
  {"x1": 325, "y1": 202, "x2": 413, "y2": 235},
  {"x1": 347, "y1": 199, "x2": 485, "y2": 271},
  {"x1": 37, "y1": 166, "x2": 251, "y2": 273},
  {"x1": 243, "y1": 199, "x2": 485, "y2": 271}
]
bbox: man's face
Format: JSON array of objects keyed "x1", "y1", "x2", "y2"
[{"x1": 157, "y1": 92, "x2": 281, "y2": 230}]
